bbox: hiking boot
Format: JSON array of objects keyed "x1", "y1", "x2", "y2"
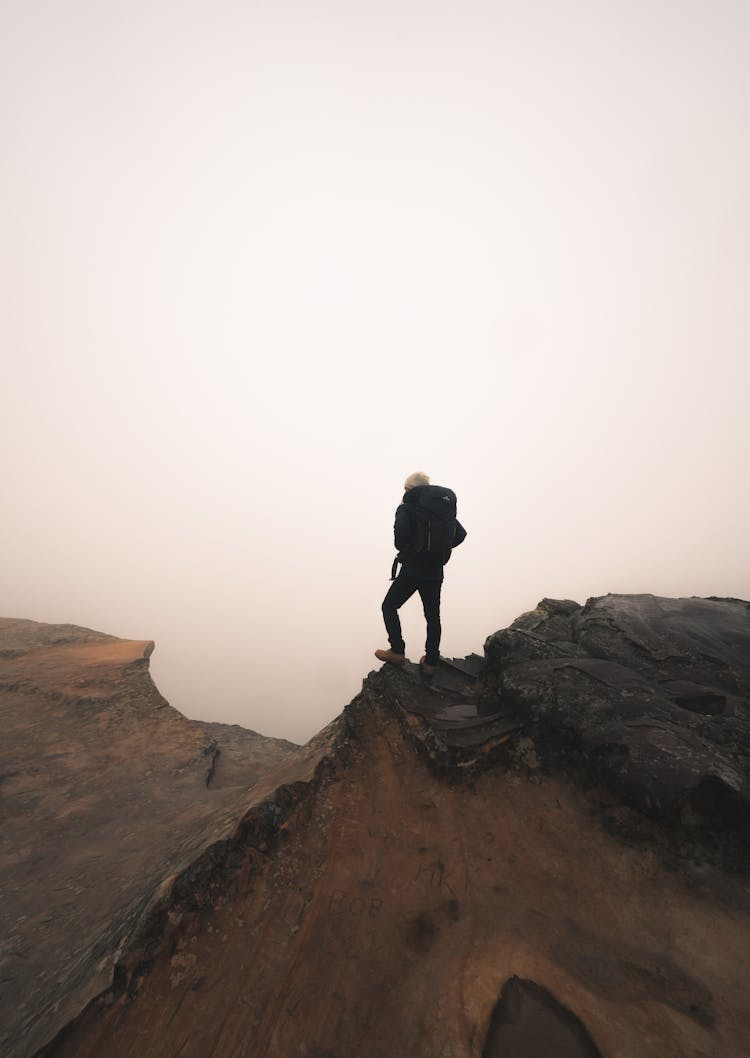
[
  {"x1": 375, "y1": 648, "x2": 406, "y2": 666},
  {"x1": 420, "y1": 656, "x2": 437, "y2": 678}
]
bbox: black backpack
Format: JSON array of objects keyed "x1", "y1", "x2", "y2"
[{"x1": 412, "y1": 485, "x2": 458, "y2": 564}]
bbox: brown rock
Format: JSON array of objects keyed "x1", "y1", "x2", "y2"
[
  {"x1": 0, "y1": 619, "x2": 298, "y2": 1058},
  {"x1": 4, "y1": 597, "x2": 750, "y2": 1058}
]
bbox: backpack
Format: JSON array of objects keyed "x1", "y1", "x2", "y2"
[{"x1": 412, "y1": 485, "x2": 458, "y2": 564}]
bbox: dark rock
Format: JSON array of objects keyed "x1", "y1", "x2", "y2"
[
  {"x1": 484, "y1": 594, "x2": 750, "y2": 851},
  {"x1": 482, "y1": 976, "x2": 604, "y2": 1058}
]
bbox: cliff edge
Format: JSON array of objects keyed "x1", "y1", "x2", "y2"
[
  {"x1": 0, "y1": 619, "x2": 298, "y2": 1058},
  {"x1": 1, "y1": 595, "x2": 749, "y2": 1058}
]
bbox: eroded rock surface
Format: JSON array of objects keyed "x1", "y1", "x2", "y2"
[
  {"x1": 0, "y1": 619, "x2": 298, "y2": 1058},
  {"x1": 483, "y1": 594, "x2": 750, "y2": 862},
  {"x1": 3, "y1": 596, "x2": 750, "y2": 1058},
  {"x1": 28, "y1": 595, "x2": 750, "y2": 1058}
]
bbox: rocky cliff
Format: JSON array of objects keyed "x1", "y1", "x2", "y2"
[
  {"x1": 0, "y1": 619, "x2": 298, "y2": 1058},
  {"x1": 2, "y1": 596, "x2": 749, "y2": 1058}
]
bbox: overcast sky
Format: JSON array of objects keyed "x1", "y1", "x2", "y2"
[{"x1": 2, "y1": 1, "x2": 748, "y2": 743}]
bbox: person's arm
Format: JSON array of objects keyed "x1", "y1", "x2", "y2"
[
  {"x1": 453, "y1": 520, "x2": 467, "y2": 547},
  {"x1": 394, "y1": 505, "x2": 413, "y2": 551}
]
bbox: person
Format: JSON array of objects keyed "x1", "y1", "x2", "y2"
[{"x1": 375, "y1": 471, "x2": 467, "y2": 677}]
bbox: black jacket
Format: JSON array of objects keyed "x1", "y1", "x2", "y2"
[{"x1": 393, "y1": 485, "x2": 467, "y2": 583}]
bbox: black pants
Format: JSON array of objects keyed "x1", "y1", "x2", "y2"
[{"x1": 382, "y1": 574, "x2": 442, "y2": 665}]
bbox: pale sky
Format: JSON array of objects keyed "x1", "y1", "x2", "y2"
[{"x1": 2, "y1": 1, "x2": 748, "y2": 742}]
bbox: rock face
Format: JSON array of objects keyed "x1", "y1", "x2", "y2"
[
  {"x1": 484, "y1": 594, "x2": 750, "y2": 858},
  {"x1": 2, "y1": 596, "x2": 749, "y2": 1058},
  {"x1": 0, "y1": 619, "x2": 298, "y2": 1058}
]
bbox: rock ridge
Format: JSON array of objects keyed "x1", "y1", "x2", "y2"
[
  {"x1": 38, "y1": 634, "x2": 750, "y2": 1058},
  {"x1": 0, "y1": 618, "x2": 299, "y2": 1058},
  {"x1": 2, "y1": 596, "x2": 749, "y2": 1058}
]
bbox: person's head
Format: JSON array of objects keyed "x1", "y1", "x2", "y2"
[{"x1": 404, "y1": 471, "x2": 430, "y2": 491}]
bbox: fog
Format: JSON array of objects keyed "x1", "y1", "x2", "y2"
[{"x1": 3, "y1": 1, "x2": 749, "y2": 743}]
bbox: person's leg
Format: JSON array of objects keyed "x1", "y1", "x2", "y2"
[
  {"x1": 381, "y1": 575, "x2": 418, "y2": 655},
  {"x1": 418, "y1": 581, "x2": 442, "y2": 665}
]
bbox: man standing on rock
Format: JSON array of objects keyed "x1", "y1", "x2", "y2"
[{"x1": 375, "y1": 471, "x2": 467, "y2": 678}]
